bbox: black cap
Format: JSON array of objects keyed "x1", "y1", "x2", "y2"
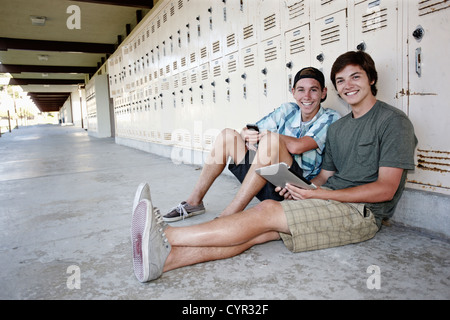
[{"x1": 293, "y1": 67, "x2": 327, "y2": 102}]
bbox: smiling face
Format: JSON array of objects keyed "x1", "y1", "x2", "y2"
[
  {"x1": 292, "y1": 78, "x2": 327, "y2": 122},
  {"x1": 334, "y1": 64, "x2": 376, "y2": 112}
]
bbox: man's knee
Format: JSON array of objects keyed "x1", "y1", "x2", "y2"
[{"x1": 255, "y1": 199, "x2": 283, "y2": 218}]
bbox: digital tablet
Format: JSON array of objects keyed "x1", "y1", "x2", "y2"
[{"x1": 255, "y1": 162, "x2": 317, "y2": 190}]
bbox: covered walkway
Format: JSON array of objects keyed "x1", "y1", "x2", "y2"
[{"x1": 0, "y1": 125, "x2": 448, "y2": 300}]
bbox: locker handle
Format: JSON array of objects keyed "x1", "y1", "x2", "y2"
[
  {"x1": 415, "y1": 47, "x2": 422, "y2": 77},
  {"x1": 316, "y1": 53, "x2": 324, "y2": 63}
]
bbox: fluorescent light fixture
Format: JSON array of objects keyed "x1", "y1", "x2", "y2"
[{"x1": 30, "y1": 16, "x2": 47, "y2": 26}]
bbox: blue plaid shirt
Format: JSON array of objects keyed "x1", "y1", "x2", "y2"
[{"x1": 256, "y1": 102, "x2": 340, "y2": 180}]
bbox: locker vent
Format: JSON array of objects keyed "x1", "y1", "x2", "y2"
[
  {"x1": 265, "y1": 46, "x2": 277, "y2": 62},
  {"x1": 164, "y1": 133, "x2": 172, "y2": 142},
  {"x1": 212, "y1": 41, "x2": 221, "y2": 53},
  {"x1": 264, "y1": 14, "x2": 276, "y2": 31},
  {"x1": 173, "y1": 61, "x2": 178, "y2": 71},
  {"x1": 193, "y1": 134, "x2": 201, "y2": 145},
  {"x1": 416, "y1": 149, "x2": 450, "y2": 174},
  {"x1": 418, "y1": 0, "x2": 450, "y2": 16},
  {"x1": 228, "y1": 59, "x2": 237, "y2": 73},
  {"x1": 201, "y1": 69, "x2": 208, "y2": 80},
  {"x1": 290, "y1": 37, "x2": 306, "y2": 54},
  {"x1": 191, "y1": 73, "x2": 197, "y2": 84},
  {"x1": 288, "y1": 1, "x2": 306, "y2": 20},
  {"x1": 170, "y1": 5, "x2": 175, "y2": 16},
  {"x1": 200, "y1": 47, "x2": 207, "y2": 59},
  {"x1": 213, "y1": 65, "x2": 221, "y2": 77},
  {"x1": 181, "y1": 56, "x2": 187, "y2": 68},
  {"x1": 161, "y1": 81, "x2": 169, "y2": 91},
  {"x1": 320, "y1": 25, "x2": 340, "y2": 46},
  {"x1": 163, "y1": 13, "x2": 167, "y2": 23},
  {"x1": 190, "y1": 52, "x2": 196, "y2": 64},
  {"x1": 166, "y1": 64, "x2": 170, "y2": 74},
  {"x1": 227, "y1": 34, "x2": 236, "y2": 48},
  {"x1": 182, "y1": 75, "x2": 187, "y2": 86},
  {"x1": 178, "y1": 0, "x2": 183, "y2": 10},
  {"x1": 243, "y1": 25, "x2": 254, "y2": 40},
  {"x1": 174, "y1": 79, "x2": 179, "y2": 89},
  {"x1": 362, "y1": 8, "x2": 388, "y2": 33},
  {"x1": 244, "y1": 53, "x2": 255, "y2": 68}
]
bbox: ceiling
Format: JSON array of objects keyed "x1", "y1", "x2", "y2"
[{"x1": 0, "y1": 0, "x2": 155, "y2": 112}]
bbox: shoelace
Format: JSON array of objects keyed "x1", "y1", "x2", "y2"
[
  {"x1": 154, "y1": 208, "x2": 169, "y2": 246},
  {"x1": 173, "y1": 203, "x2": 189, "y2": 220}
]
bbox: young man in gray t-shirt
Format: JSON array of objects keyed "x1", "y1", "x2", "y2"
[{"x1": 130, "y1": 51, "x2": 418, "y2": 282}]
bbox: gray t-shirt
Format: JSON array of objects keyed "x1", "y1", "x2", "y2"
[{"x1": 322, "y1": 100, "x2": 417, "y2": 225}]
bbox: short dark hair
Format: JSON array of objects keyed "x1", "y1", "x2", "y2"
[{"x1": 330, "y1": 51, "x2": 378, "y2": 96}]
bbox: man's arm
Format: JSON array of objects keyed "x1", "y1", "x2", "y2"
[
  {"x1": 286, "y1": 167, "x2": 404, "y2": 203},
  {"x1": 278, "y1": 135, "x2": 318, "y2": 155}
]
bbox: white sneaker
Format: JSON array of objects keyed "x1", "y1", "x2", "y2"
[{"x1": 131, "y1": 198, "x2": 171, "y2": 282}]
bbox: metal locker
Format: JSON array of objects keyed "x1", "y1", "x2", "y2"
[
  {"x1": 311, "y1": 9, "x2": 350, "y2": 116},
  {"x1": 353, "y1": 0, "x2": 402, "y2": 110},
  {"x1": 284, "y1": 24, "x2": 312, "y2": 100},
  {"x1": 222, "y1": 0, "x2": 241, "y2": 56},
  {"x1": 314, "y1": 0, "x2": 348, "y2": 20},
  {"x1": 224, "y1": 52, "x2": 245, "y2": 130},
  {"x1": 193, "y1": 2, "x2": 213, "y2": 65},
  {"x1": 209, "y1": 0, "x2": 226, "y2": 61},
  {"x1": 405, "y1": 0, "x2": 450, "y2": 195},
  {"x1": 283, "y1": 0, "x2": 311, "y2": 32},
  {"x1": 257, "y1": 35, "x2": 285, "y2": 118},
  {"x1": 239, "y1": 44, "x2": 260, "y2": 123},
  {"x1": 238, "y1": 0, "x2": 260, "y2": 50},
  {"x1": 209, "y1": 57, "x2": 228, "y2": 128},
  {"x1": 259, "y1": 0, "x2": 282, "y2": 41}
]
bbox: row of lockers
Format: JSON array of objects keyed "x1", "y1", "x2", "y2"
[{"x1": 102, "y1": 0, "x2": 450, "y2": 194}]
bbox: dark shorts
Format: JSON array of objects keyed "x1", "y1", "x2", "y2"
[{"x1": 228, "y1": 150, "x2": 303, "y2": 202}]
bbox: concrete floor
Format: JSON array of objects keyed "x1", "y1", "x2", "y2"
[{"x1": 0, "y1": 124, "x2": 448, "y2": 300}]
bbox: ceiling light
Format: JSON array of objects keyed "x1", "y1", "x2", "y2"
[{"x1": 30, "y1": 16, "x2": 47, "y2": 26}]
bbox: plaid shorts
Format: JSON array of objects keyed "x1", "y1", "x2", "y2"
[{"x1": 279, "y1": 199, "x2": 379, "y2": 253}]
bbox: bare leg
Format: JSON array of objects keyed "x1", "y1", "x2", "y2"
[
  {"x1": 163, "y1": 231, "x2": 280, "y2": 272},
  {"x1": 186, "y1": 128, "x2": 248, "y2": 206},
  {"x1": 220, "y1": 132, "x2": 294, "y2": 217},
  {"x1": 163, "y1": 200, "x2": 289, "y2": 271}
]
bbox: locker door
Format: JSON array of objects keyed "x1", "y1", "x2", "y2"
[
  {"x1": 224, "y1": 52, "x2": 243, "y2": 130},
  {"x1": 209, "y1": 0, "x2": 226, "y2": 60},
  {"x1": 240, "y1": 44, "x2": 260, "y2": 124},
  {"x1": 238, "y1": 0, "x2": 260, "y2": 49},
  {"x1": 312, "y1": 9, "x2": 349, "y2": 116},
  {"x1": 283, "y1": 0, "x2": 311, "y2": 32},
  {"x1": 353, "y1": 0, "x2": 401, "y2": 110},
  {"x1": 284, "y1": 24, "x2": 312, "y2": 101},
  {"x1": 258, "y1": 36, "x2": 285, "y2": 118},
  {"x1": 222, "y1": 0, "x2": 241, "y2": 56},
  {"x1": 259, "y1": 0, "x2": 282, "y2": 41},
  {"x1": 210, "y1": 57, "x2": 227, "y2": 128},
  {"x1": 405, "y1": 0, "x2": 450, "y2": 194}
]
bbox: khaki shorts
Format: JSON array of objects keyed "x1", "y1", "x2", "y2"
[{"x1": 279, "y1": 199, "x2": 379, "y2": 253}]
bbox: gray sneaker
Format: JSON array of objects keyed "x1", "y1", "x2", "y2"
[
  {"x1": 133, "y1": 182, "x2": 151, "y2": 212},
  {"x1": 163, "y1": 201, "x2": 205, "y2": 222},
  {"x1": 131, "y1": 198, "x2": 171, "y2": 282}
]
